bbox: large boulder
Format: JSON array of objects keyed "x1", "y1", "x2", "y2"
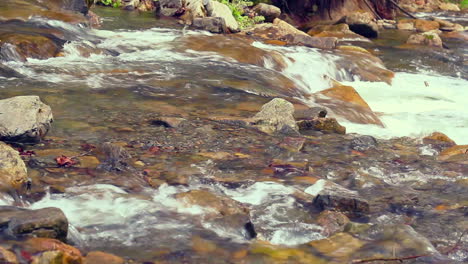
[
  {"x1": 252, "y1": 3, "x2": 281, "y2": 22},
  {"x1": 251, "y1": 98, "x2": 298, "y2": 135},
  {"x1": 209, "y1": 1, "x2": 239, "y2": 32},
  {"x1": 0, "y1": 96, "x2": 53, "y2": 142},
  {"x1": 0, "y1": 34, "x2": 61, "y2": 61},
  {"x1": 0, "y1": 142, "x2": 29, "y2": 194},
  {"x1": 0, "y1": 206, "x2": 68, "y2": 241},
  {"x1": 343, "y1": 12, "x2": 379, "y2": 38},
  {"x1": 406, "y1": 31, "x2": 443, "y2": 48}
]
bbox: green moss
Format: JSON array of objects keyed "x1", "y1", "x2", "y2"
[{"x1": 216, "y1": 0, "x2": 265, "y2": 29}]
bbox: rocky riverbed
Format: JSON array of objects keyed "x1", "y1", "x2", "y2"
[{"x1": 0, "y1": 0, "x2": 467, "y2": 263}]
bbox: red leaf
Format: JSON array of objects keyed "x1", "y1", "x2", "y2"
[
  {"x1": 17, "y1": 148, "x2": 36, "y2": 156},
  {"x1": 55, "y1": 155, "x2": 77, "y2": 167}
]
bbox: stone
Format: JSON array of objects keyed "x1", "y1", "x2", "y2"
[
  {"x1": 248, "y1": 19, "x2": 337, "y2": 49},
  {"x1": 309, "y1": 232, "x2": 363, "y2": 261},
  {"x1": 151, "y1": 116, "x2": 186, "y2": 128},
  {"x1": 0, "y1": 142, "x2": 29, "y2": 195},
  {"x1": 0, "y1": 246, "x2": 18, "y2": 264},
  {"x1": 98, "y1": 142, "x2": 131, "y2": 171},
  {"x1": 305, "y1": 179, "x2": 370, "y2": 217},
  {"x1": 414, "y1": 19, "x2": 439, "y2": 32},
  {"x1": 175, "y1": 189, "x2": 249, "y2": 217},
  {"x1": 192, "y1": 17, "x2": 227, "y2": 33},
  {"x1": 84, "y1": 251, "x2": 124, "y2": 264},
  {"x1": 121, "y1": 0, "x2": 140, "y2": 10},
  {"x1": 136, "y1": 0, "x2": 156, "y2": 11},
  {"x1": 319, "y1": 83, "x2": 370, "y2": 109},
  {"x1": 159, "y1": 0, "x2": 183, "y2": 16},
  {"x1": 0, "y1": 96, "x2": 53, "y2": 142},
  {"x1": 423, "y1": 132, "x2": 456, "y2": 146},
  {"x1": 25, "y1": 238, "x2": 82, "y2": 263},
  {"x1": 209, "y1": 1, "x2": 239, "y2": 32},
  {"x1": 316, "y1": 210, "x2": 350, "y2": 236},
  {"x1": 251, "y1": 98, "x2": 298, "y2": 135},
  {"x1": 185, "y1": 0, "x2": 207, "y2": 18},
  {"x1": 297, "y1": 118, "x2": 346, "y2": 135},
  {"x1": 0, "y1": 206, "x2": 68, "y2": 241},
  {"x1": 438, "y1": 145, "x2": 468, "y2": 161},
  {"x1": 349, "y1": 135, "x2": 378, "y2": 152},
  {"x1": 294, "y1": 107, "x2": 327, "y2": 120},
  {"x1": 406, "y1": 32, "x2": 443, "y2": 47},
  {"x1": 252, "y1": 3, "x2": 281, "y2": 22},
  {"x1": 344, "y1": 12, "x2": 379, "y2": 38},
  {"x1": 397, "y1": 19, "x2": 415, "y2": 30},
  {"x1": 439, "y1": 3, "x2": 460, "y2": 11},
  {"x1": 0, "y1": 33, "x2": 60, "y2": 61}
]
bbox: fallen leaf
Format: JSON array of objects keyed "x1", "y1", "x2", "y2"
[{"x1": 55, "y1": 155, "x2": 77, "y2": 167}]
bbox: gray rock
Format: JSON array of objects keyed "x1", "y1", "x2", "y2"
[
  {"x1": 192, "y1": 17, "x2": 227, "y2": 33},
  {"x1": 98, "y1": 142, "x2": 132, "y2": 171},
  {"x1": 252, "y1": 3, "x2": 281, "y2": 22},
  {"x1": 349, "y1": 135, "x2": 378, "y2": 151},
  {"x1": 62, "y1": 0, "x2": 89, "y2": 15},
  {"x1": 251, "y1": 98, "x2": 298, "y2": 135},
  {"x1": 0, "y1": 141, "x2": 29, "y2": 196},
  {"x1": 406, "y1": 32, "x2": 443, "y2": 48},
  {"x1": 305, "y1": 179, "x2": 369, "y2": 217},
  {"x1": 0, "y1": 206, "x2": 68, "y2": 241},
  {"x1": 210, "y1": 1, "x2": 239, "y2": 32},
  {"x1": 159, "y1": 0, "x2": 183, "y2": 16},
  {"x1": 0, "y1": 96, "x2": 53, "y2": 143}
]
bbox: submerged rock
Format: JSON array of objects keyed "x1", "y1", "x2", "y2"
[
  {"x1": 251, "y1": 98, "x2": 298, "y2": 135},
  {"x1": 406, "y1": 31, "x2": 443, "y2": 48},
  {"x1": 84, "y1": 251, "x2": 125, "y2": 264},
  {"x1": 0, "y1": 206, "x2": 68, "y2": 241},
  {"x1": 349, "y1": 135, "x2": 378, "y2": 151},
  {"x1": 0, "y1": 96, "x2": 53, "y2": 143},
  {"x1": 316, "y1": 210, "x2": 350, "y2": 236},
  {"x1": 25, "y1": 237, "x2": 82, "y2": 263},
  {"x1": 305, "y1": 179, "x2": 369, "y2": 218},
  {"x1": 0, "y1": 142, "x2": 29, "y2": 195}
]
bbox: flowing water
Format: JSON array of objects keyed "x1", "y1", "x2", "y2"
[{"x1": 1, "y1": 6, "x2": 467, "y2": 263}]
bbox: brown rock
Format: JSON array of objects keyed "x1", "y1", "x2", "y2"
[
  {"x1": 176, "y1": 189, "x2": 248, "y2": 217},
  {"x1": 397, "y1": 19, "x2": 415, "y2": 30},
  {"x1": 316, "y1": 210, "x2": 350, "y2": 236},
  {"x1": 297, "y1": 117, "x2": 346, "y2": 134},
  {"x1": 423, "y1": 132, "x2": 456, "y2": 145},
  {"x1": 0, "y1": 246, "x2": 18, "y2": 264},
  {"x1": 414, "y1": 19, "x2": 439, "y2": 32},
  {"x1": 84, "y1": 251, "x2": 124, "y2": 264},
  {"x1": 319, "y1": 83, "x2": 370, "y2": 109},
  {"x1": 406, "y1": 32, "x2": 443, "y2": 47},
  {"x1": 438, "y1": 145, "x2": 468, "y2": 161},
  {"x1": 0, "y1": 34, "x2": 60, "y2": 61},
  {"x1": 25, "y1": 238, "x2": 82, "y2": 264},
  {"x1": 439, "y1": 3, "x2": 460, "y2": 11},
  {"x1": 0, "y1": 142, "x2": 29, "y2": 193}
]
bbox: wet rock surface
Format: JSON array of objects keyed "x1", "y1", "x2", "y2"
[{"x1": 0, "y1": 96, "x2": 53, "y2": 143}]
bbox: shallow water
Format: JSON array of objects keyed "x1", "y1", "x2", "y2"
[{"x1": 1, "y1": 5, "x2": 467, "y2": 263}]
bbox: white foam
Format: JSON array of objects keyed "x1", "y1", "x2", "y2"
[
  {"x1": 223, "y1": 181, "x2": 296, "y2": 205},
  {"x1": 304, "y1": 179, "x2": 326, "y2": 196}
]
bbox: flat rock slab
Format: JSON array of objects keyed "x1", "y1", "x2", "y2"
[
  {"x1": 0, "y1": 206, "x2": 68, "y2": 241},
  {"x1": 0, "y1": 96, "x2": 53, "y2": 143}
]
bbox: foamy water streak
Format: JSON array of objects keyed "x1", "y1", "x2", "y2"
[{"x1": 341, "y1": 72, "x2": 468, "y2": 144}]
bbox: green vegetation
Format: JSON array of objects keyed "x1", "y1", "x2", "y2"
[
  {"x1": 445, "y1": 0, "x2": 468, "y2": 8},
  {"x1": 217, "y1": 0, "x2": 265, "y2": 29},
  {"x1": 99, "y1": 0, "x2": 122, "y2": 8}
]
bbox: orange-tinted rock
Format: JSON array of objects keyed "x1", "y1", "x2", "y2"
[
  {"x1": 414, "y1": 19, "x2": 439, "y2": 32},
  {"x1": 0, "y1": 246, "x2": 18, "y2": 264},
  {"x1": 297, "y1": 117, "x2": 346, "y2": 134},
  {"x1": 423, "y1": 132, "x2": 456, "y2": 145},
  {"x1": 191, "y1": 236, "x2": 218, "y2": 254},
  {"x1": 84, "y1": 251, "x2": 124, "y2": 264},
  {"x1": 319, "y1": 83, "x2": 370, "y2": 109},
  {"x1": 397, "y1": 19, "x2": 415, "y2": 30},
  {"x1": 438, "y1": 145, "x2": 468, "y2": 161},
  {"x1": 0, "y1": 33, "x2": 60, "y2": 60},
  {"x1": 176, "y1": 189, "x2": 249, "y2": 217},
  {"x1": 25, "y1": 238, "x2": 82, "y2": 259}
]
